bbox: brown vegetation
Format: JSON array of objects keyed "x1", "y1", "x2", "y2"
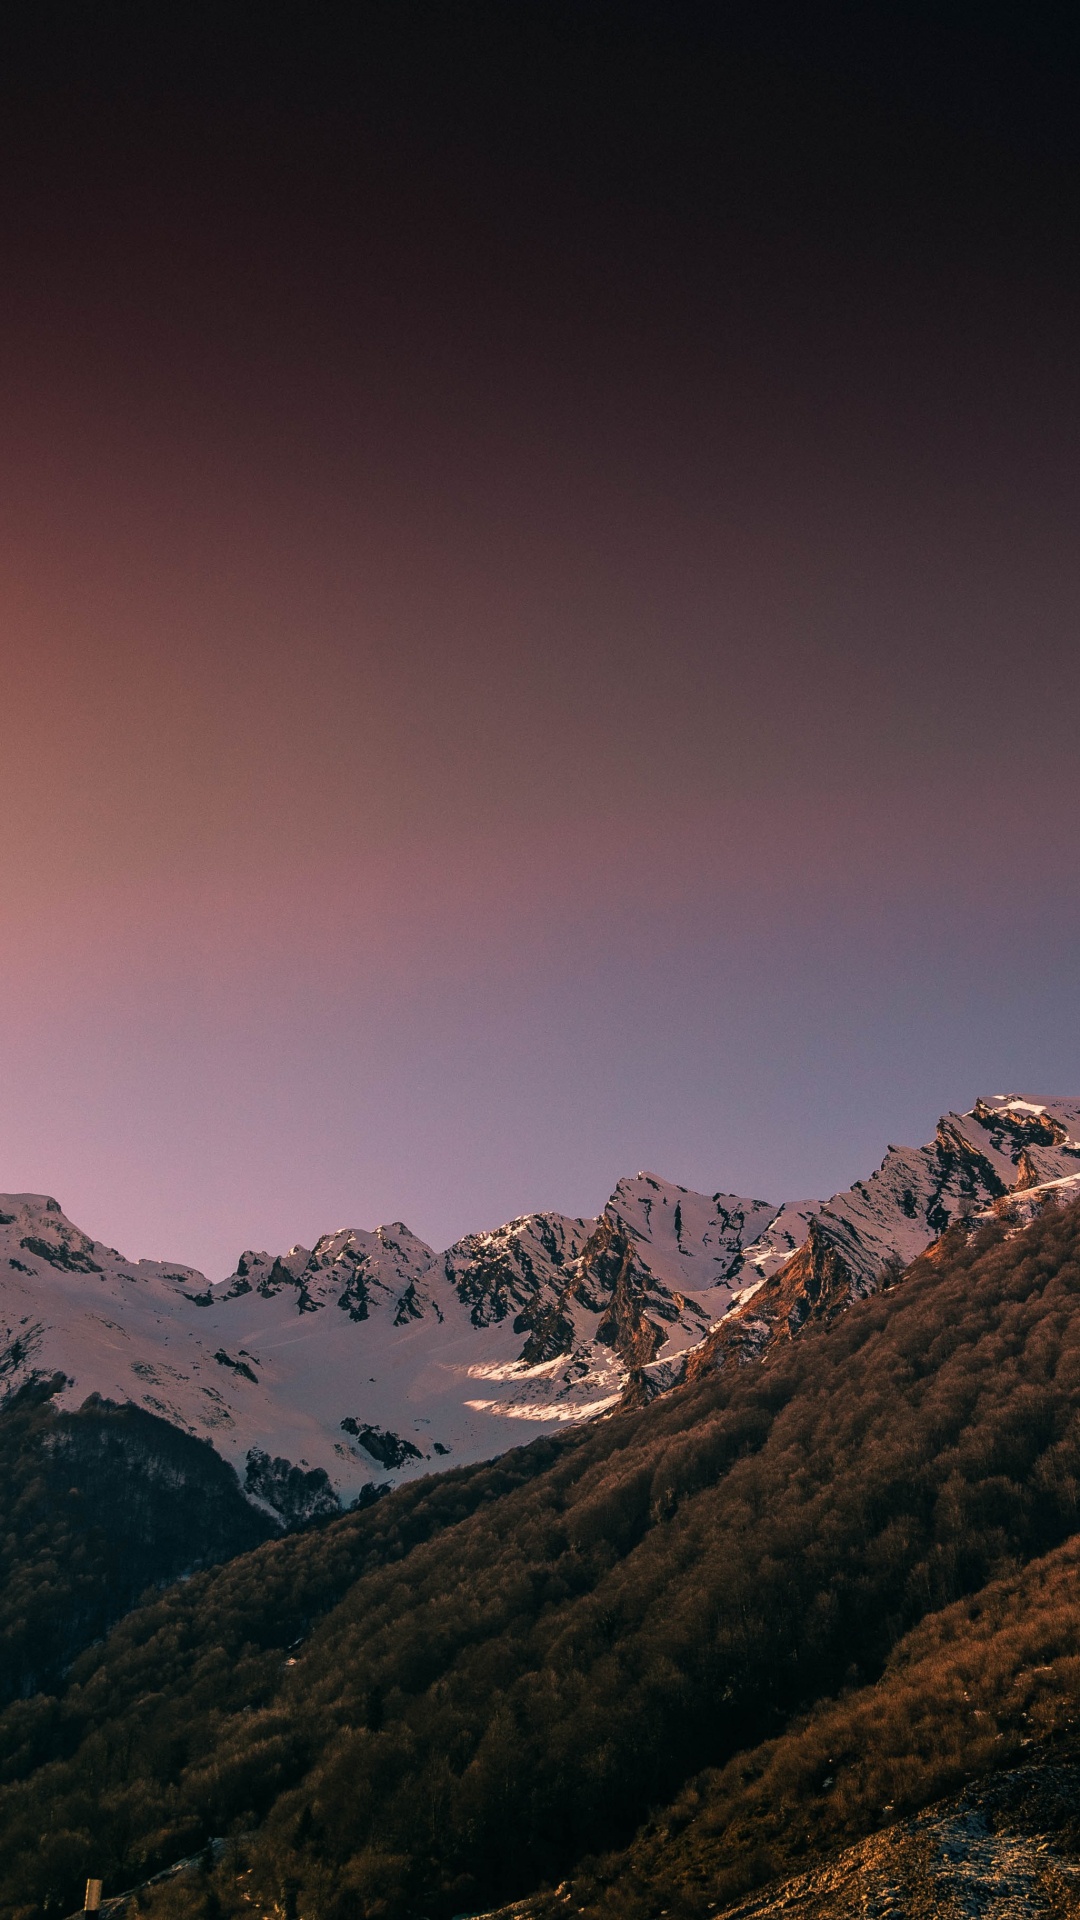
[{"x1": 7, "y1": 1201, "x2": 1080, "y2": 1920}]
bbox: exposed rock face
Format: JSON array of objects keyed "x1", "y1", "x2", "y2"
[
  {"x1": 4, "y1": 1095, "x2": 1080, "y2": 1507},
  {"x1": 685, "y1": 1095, "x2": 1080, "y2": 1383},
  {"x1": 1013, "y1": 1148, "x2": 1043, "y2": 1191},
  {"x1": 242, "y1": 1446, "x2": 340, "y2": 1526},
  {"x1": 442, "y1": 1211, "x2": 593, "y2": 1333},
  {"x1": 0, "y1": 1178, "x2": 778, "y2": 1509},
  {"x1": 227, "y1": 1223, "x2": 440, "y2": 1322},
  {"x1": 588, "y1": 1219, "x2": 669, "y2": 1370},
  {"x1": 972, "y1": 1094, "x2": 1070, "y2": 1149},
  {"x1": 685, "y1": 1218, "x2": 893, "y2": 1382},
  {"x1": 339, "y1": 1419, "x2": 424, "y2": 1469}
]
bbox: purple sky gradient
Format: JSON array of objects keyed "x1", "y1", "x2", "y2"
[{"x1": 2, "y1": 6, "x2": 1080, "y2": 1273}]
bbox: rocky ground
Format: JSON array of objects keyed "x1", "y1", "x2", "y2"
[
  {"x1": 710, "y1": 1762, "x2": 1080, "y2": 1920},
  {"x1": 474, "y1": 1761, "x2": 1080, "y2": 1920},
  {"x1": 714, "y1": 1814, "x2": 1077, "y2": 1917}
]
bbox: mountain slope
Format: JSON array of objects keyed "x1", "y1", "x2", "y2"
[
  {"x1": 0, "y1": 1377, "x2": 275, "y2": 1707},
  {"x1": 0, "y1": 1177, "x2": 794, "y2": 1511},
  {"x1": 2, "y1": 1095, "x2": 1077, "y2": 1516},
  {"x1": 6, "y1": 1194, "x2": 1080, "y2": 1920},
  {"x1": 687, "y1": 1094, "x2": 1080, "y2": 1378},
  {"x1": 514, "y1": 1529, "x2": 1080, "y2": 1920}
]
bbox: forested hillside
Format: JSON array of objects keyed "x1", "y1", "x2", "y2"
[
  {"x1": 0, "y1": 1380, "x2": 276, "y2": 1706},
  {"x1": 6, "y1": 1202, "x2": 1080, "y2": 1920},
  {"x1": 543, "y1": 1531, "x2": 1080, "y2": 1918}
]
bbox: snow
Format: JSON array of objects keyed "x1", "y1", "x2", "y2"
[
  {"x1": 464, "y1": 1394, "x2": 622, "y2": 1422},
  {"x1": 0, "y1": 1188, "x2": 692, "y2": 1502},
  {"x1": 3, "y1": 1092, "x2": 1075, "y2": 1513}
]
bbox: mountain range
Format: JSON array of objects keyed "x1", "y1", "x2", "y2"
[
  {"x1": 2, "y1": 1093, "x2": 1079, "y2": 1523},
  {"x1": 6, "y1": 1174, "x2": 1080, "y2": 1920}
]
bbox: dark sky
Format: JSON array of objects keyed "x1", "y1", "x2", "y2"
[{"x1": 3, "y1": 3, "x2": 1080, "y2": 1272}]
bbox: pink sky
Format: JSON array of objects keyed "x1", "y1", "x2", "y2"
[{"x1": 2, "y1": 11, "x2": 1080, "y2": 1272}]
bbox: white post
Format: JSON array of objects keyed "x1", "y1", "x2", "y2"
[{"x1": 84, "y1": 1881, "x2": 103, "y2": 1913}]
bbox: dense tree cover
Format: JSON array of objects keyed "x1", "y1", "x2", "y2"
[
  {"x1": 0, "y1": 1379, "x2": 275, "y2": 1704},
  {"x1": 563, "y1": 1530, "x2": 1080, "y2": 1918},
  {"x1": 0, "y1": 1429, "x2": 570, "y2": 1916},
  {"x1": 7, "y1": 1201, "x2": 1080, "y2": 1920}
]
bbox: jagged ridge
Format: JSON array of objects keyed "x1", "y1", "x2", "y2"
[{"x1": 2, "y1": 1094, "x2": 1077, "y2": 1515}]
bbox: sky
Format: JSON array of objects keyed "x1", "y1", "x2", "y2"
[{"x1": 2, "y1": 3, "x2": 1080, "y2": 1276}]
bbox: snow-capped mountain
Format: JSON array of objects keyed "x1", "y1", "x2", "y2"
[
  {"x1": 2, "y1": 1094, "x2": 1076, "y2": 1520},
  {"x1": 687, "y1": 1094, "x2": 1080, "y2": 1375}
]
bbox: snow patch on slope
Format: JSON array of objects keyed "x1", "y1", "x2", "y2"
[{"x1": 5, "y1": 1093, "x2": 1077, "y2": 1513}]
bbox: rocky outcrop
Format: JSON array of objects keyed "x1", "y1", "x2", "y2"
[
  {"x1": 243, "y1": 1446, "x2": 339, "y2": 1526},
  {"x1": 6, "y1": 1096, "x2": 1080, "y2": 1503},
  {"x1": 445, "y1": 1211, "x2": 593, "y2": 1335},
  {"x1": 684, "y1": 1219, "x2": 866, "y2": 1381},
  {"x1": 588, "y1": 1222, "x2": 668, "y2": 1370},
  {"x1": 682, "y1": 1096, "x2": 1080, "y2": 1383},
  {"x1": 972, "y1": 1094, "x2": 1071, "y2": 1149}
]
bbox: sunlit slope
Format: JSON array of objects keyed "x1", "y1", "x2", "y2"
[
  {"x1": 3, "y1": 1095, "x2": 1076, "y2": 1516},
  {"x1": 6, "y1": 1193, "x2": 1080, "y2": 1918}
]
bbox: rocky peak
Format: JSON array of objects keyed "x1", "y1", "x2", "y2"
[
  {"x1": 220, "y1": 1223, "x2": 437, "y2": 1320},
  {"x1": 603, "y1": 1173, "x2": 781, "y2": 1294},
  {"x1": 8, "y1": 1093, "x2": 1080, "y2": 1510},
  {"x1": 0, "y1": 1192, "x2": 205, "y2": 1292},
  {"x1": 682, "y1": 1094, "x2": 1080, "y2": 1386},
  {"x1": 972, "y1": 1094, "x2": 1071, "y2": 1149},
  {"x1": 441, "y1": 1211, "x2": 596, "y2": 1332}
]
